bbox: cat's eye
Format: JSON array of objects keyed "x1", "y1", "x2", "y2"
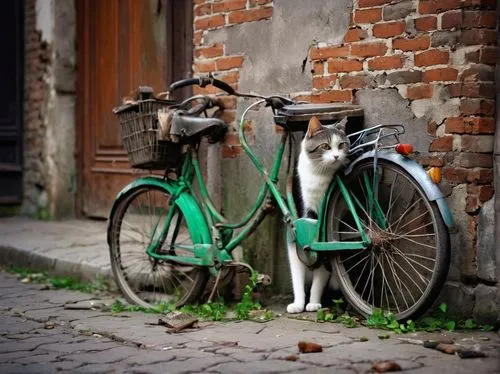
[
  {"x1": 339, "y1": 142, "x2": 348, "y2": 150},
  {"x1": 319, "y1": 143, "x2": 331, "y2": 150}
]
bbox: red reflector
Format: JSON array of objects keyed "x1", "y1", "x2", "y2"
[{"x1": 395, "y1": 143, "x2": 413, "y2": 155}]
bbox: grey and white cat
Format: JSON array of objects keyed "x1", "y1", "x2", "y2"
[{"x1": 287, "y1": 115, "x2": 350, "y2": 314}]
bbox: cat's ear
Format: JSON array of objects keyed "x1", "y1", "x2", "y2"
[
  {"x1": 324, "y1": 117, "x2": 348, "y2": 132},
  {"x1": 307, "y1": 116, "x2": 323, "y2": 138}
]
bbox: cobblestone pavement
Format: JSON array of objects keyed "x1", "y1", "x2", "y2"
[{"x1": 0, "y1": 271, "x2": 499, "y2": 373}]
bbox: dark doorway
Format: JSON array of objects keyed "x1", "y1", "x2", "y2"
[{"x1": 0, "y1": 1, "x2": 24, "y2": 204}]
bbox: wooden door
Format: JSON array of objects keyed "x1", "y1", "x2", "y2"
[
  {"x1": 0, "y1": 0, "x2": 23, "y2": 204},
  {"x1": 77, "y1": 0, "x2": 192, "y2": 217}
]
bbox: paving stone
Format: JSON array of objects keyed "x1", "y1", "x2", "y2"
[{"x1": 209, "y1": 359, "x2": 309, "y2": 373}]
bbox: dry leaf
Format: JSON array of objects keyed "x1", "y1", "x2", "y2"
[
  {"x1": 298, "y1": 341, "x2": 323, "y2": 353},
  {"x1": 372, "y1": 360, "x2": 402, "y2": 373}
]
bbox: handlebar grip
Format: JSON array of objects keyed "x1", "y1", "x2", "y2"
[
  {"x1": 210, "y1": 78, "x2": 235, "y2": 95},
  {"x1": 169, "y1": 76, "x2": 235, "y2": 95},
  {"x1": 168, "y1": 78, "x2": 202, "y2": 93}
]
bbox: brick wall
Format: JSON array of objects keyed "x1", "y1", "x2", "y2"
[
  {"x1": 22, "y1": 0, "x2": 52, "y2": 218},
  {"x1": 307, "y1": 0, "x2": 497, "y2": 291},
  {"x1": 192, "y1": 0, "x2": 274, "y2": 158}
]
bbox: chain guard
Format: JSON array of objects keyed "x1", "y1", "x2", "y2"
[{"x1": 296, "y1": 245, "x2": 318, "y2": 267}]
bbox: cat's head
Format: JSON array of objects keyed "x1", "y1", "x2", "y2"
[{"x1": 301, "y1": 116, "x2": 350, "y2": 167}]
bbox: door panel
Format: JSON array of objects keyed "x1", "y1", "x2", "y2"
[
  {"x1": 0, "y1": 0, "x2": 23, "y2": 204},
  {"x1": 78, "y1": 0, "x2": 192, "y2": 217}
]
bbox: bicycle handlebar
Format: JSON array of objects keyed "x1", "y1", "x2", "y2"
[
  {"x1": 168, "y1": 75, "x2": 294, "y2": 111},
  {"x1": 168, "y1": 76, "x2": 235, "y2": 96}
]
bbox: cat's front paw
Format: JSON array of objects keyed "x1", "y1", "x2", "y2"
[
  {"x1": 305, "y1": 303, "x2": 322, "y2": 312},
  {"x1": 287, "y1": 303, "x2": 305, "y2": 314}
]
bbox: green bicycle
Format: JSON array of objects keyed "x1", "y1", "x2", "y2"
[{"x1": 107, "y1": 77, "x2": 453, "y2": 320}]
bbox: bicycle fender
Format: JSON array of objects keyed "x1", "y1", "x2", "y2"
[
  {"x1": 107, "y1": 177, "x2": 212, "y2": 245},
  {"x1": 344, "y1": 151, "x2": 455, "y2": 228}
]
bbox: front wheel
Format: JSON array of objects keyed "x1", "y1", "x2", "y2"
[
  {"x1": 108, "y1": 184, "x2": 209, "y2": 309},
  {"x1": 326, "y1": 159, "x2": 450, "y2": 320}
]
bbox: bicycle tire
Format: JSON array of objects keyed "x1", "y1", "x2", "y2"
[
  {"x1": 108, "y1": 184, "x2": 209, "y2": 309},
  {"x1": 326, "y1": 159, "x2": 450, "y2": 320}
]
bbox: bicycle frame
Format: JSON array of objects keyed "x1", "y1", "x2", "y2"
[{"x1": 141, "y1": 100, "x2": 398, "y2": 270}]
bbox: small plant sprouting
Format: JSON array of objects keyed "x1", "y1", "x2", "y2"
[{"x1": 234, "y1": 270, "x2": 263, "y2": 320}]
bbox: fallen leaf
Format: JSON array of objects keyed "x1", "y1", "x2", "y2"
[
  {"x1": 359, "y1": 336, "x2": 369, "y2": 342},
  {"x1": 284, "y1": 354, "x2": 299, "y2": 361},
  {"x1": 378, "y1": 333, "x2": 390, "y2": 340},
  {"x1": 372, "y1": 361, "x2": 402, "y2": 373},
  {"x1": 298, "y1": 341, "x2": 322, "y2": 353},
  {"x1": 44, "y1": 321, "x2": 56, "y2": 329},
  {"x1": 436, "y1": 343, "x2": 457, "y2": 354},
  {"x1": 457, "y1": 349, "x2": 487, "y2": 359}
]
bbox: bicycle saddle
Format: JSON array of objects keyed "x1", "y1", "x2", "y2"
[{"x1": 170, "y1": 111, "x2": 228, "y2": 144}]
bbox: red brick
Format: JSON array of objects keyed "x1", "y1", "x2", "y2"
[
  {"x1": 428, "y1": 121, "x2": 438, "y2": 136},
  {"x1": 216, "y1": 55, "x2": 244, "y2": 70},
  {"x1": 480, "y1": 46, "x2": 497, "y2": 64},
  {"x1": 463, "y1": 0, "x2": 497, "y2": 7},
  {"x1": 249, "y1": 0, "x2": 272, "y2": 5},
  {"x1": 460, "y1": 98, "x2": 495, "y2": 116},
  {"x1": 328, "y1": 59, "x2": 363, "y2": 73},
  {"x1": 194, "y1": 14, "x2": 225, "y2": 30},
  {"x1": 219, "y1": 96, "x2": 237, "y2": 110},
  {"x1": 354, "y1": 8, "x2": 382, "y2": 23},
  {"x1": 193, "y1": 30, "x2": 203, "y2": 46},
  {"x1": 407, "y1": 84, "x2": 434, "y2": 99},
  {"x1": 367, "y1": 55, "x2": 404, "y2": 70},
  {"x1": 312, "y1": 75, "x2": 337, "y2": 90},
  {"x1": 372, "y1": 21, "x2": 405, "y2": 37},
  {"x1": 461, "y1": 82, "x2": 495, "y2": 98},
  {"x1": 419, "y1": 0, "x2": 463, "y2": 14},
  {"x1": 463, "y1": 10, "x2": 497, "y2": 28},
  {"x1": 461, "y1": 135, "x2": 494, "y2": 153},
  {"x1": 467, "y1": 169, "x2": 494, "y2": 184},
  {"x1": 448, "y1": 114, "x2": 485, "y2": 134},
  {"x1": 343, "y1": 28, "x2": 367, "y2": 43},
  {"x1": 228, "y1": 7, "x2": 272, "y2": 24},
  {"x1": 222, "y1": 133, "x2": 243, "y2": 158},
  {"x1": 312, "y1": 90, "x2": 353, "y2": 103},
  {"x1": 339, "y1": 74, "x2": 371, "y2": 89},
  {"x1": 194, "y1": 60, "x2": 216, "y2": 73},
  {"x1": 312, "y1": 61, "x2": 324, "y2": 75},
  {"x1": 441, "y1": 10, "x2": 462, "y2": 30},
  {"x1": 460, "y1": 65, "x2": 495, "y2": 82},
  {"x1": 194, "y1": 44, "x2": 224, "y2": 59},
  {"x1": 213, "y1": 0, "x2": 246, "y2": 13},
  {"x1": 423, "y1": 68, "x2": 458, "y2": 82},
  {"x1": 443, "y1": 167, "x2": 468, "y2": 183},
  {"x1": 415, "y1": 50, "x2": 449, "y2": 67},
  {"x1": 311, "y1": 46, "x2": 349, "y2": 60},
  {"x1": 219, "y1": 71, "x2": 240, "y2": 84},
  {"x1": 417, "y1": 155, "x2": 445, "y2": 167},
  {"x1": 445, "y1": 117, "x2": 466, "y2": 133},
  {"x1": 429, "y1": 136, "x2": 453, "y2": 151},
  {"x1": 458, "y1": 153, "x2": 493, "y2": 168},
  {"x1": 194, "y1": 3, "x2": 212, "y2": 17},
  {"x1": 393, "y1": 36, "x2": 430, "y2": 51},
  {"x1": 461, "y1": 29, "x2": 497, "y2": 45},
  {"x1": 468, "y1": 117, "x2": 496, "y2": 134},
  {"x1": 351, "y1": 42, "x2": 388, "y2": 57},
  {"x1": 415, "y1": 16, "x2": 437, "y2": 31},
  {"x1": 468, "y1": 184, "x2": 494, "y2": 203},
  {"x1": 358, "y1": 0, "x2": 391, "y2": 7}
]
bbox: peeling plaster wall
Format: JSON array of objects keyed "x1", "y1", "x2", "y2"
[
  {"x1": 23, "y1": 0, "x2": 76, "y2": 219},
  {"x1": 193, "y1": 0, "x2": 498, "y2": 317}
]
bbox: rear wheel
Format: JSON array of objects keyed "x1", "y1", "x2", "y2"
[
  {"x1": 326, "y1": 159, "x2": 450, "y2": 320},
  {"x1": 108, "y1": 184, "x2": 208, "y2": 309}
]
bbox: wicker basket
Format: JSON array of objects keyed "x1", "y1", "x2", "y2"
[{"x1": 113, "y1": 98, "x2": 182, "y2": 170}]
